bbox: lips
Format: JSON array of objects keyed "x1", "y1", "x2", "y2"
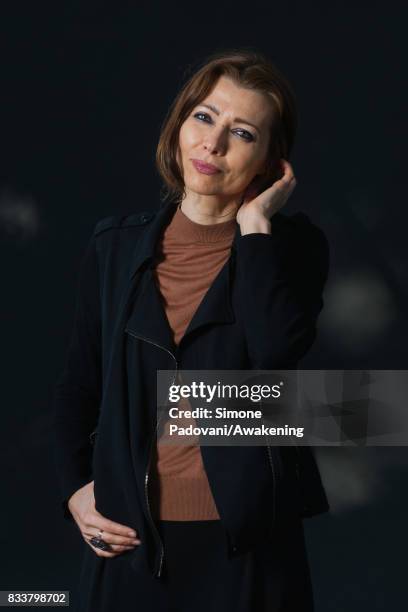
[{"x1": 191, "y1": 159, "x2": 221, "y2": 175}]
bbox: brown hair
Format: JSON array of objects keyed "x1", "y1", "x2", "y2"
[{"x1": 155, "y1": 47, "x2": 298, "y2": 204}]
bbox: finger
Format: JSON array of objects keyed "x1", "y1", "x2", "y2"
[
  {"x1": 91, "y1": 541, "x2": 136, "y2": 553},
  {"x1": 278, "y1": 174, "x2": 295, "y2": 191},
  {"x1": 279, "y1": 159, "x2": 295, "y2": 184},
  {"x1": 86, "y1": 512, "x2": 139, "y2": 538},
  {"x1": 280, "y1": 158, "x2": 293, "y2": 174},
  {"x1": 87, "y1": 543, "x2": 121, "y2": 558},
  {"x1": 85, "y1": 538, "x2": 136, "y2": 557},
  {"x1": 276, "y1": 173, "x2": 296, "y2": 194},
  {"x1": 108, "y1": 543, "x2": 138, "y2": 552},
  {"x1": 83, "y1": 526, "x2": 141, "y2": 547},
  {"x1": 251, "y1": 170, "x2": 295, "y2": 204}
]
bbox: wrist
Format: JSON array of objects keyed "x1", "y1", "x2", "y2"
[{"x1": 239, "y1": 215, "x2": 271, "y2": 235}]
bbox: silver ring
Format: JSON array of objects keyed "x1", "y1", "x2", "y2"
[{"x1": 89, "y1": 528, "x2": 112, "y2": 551}]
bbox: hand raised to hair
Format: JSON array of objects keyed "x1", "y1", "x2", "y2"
[{"x1": 236, "y1": 159, "x2": 297, "y2": 228}]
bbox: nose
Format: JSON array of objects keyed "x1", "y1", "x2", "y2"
[{"x1": 203, "y1": 126, "x2": 228, "y2": 156}]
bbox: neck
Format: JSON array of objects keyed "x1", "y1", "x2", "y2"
[{"x1": 178, "y1": 192, "x2": 240, "y2": 225}]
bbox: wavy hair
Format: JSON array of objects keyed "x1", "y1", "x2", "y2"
[{"x1": 155, "y1": 47, "x2": 298, "y2": 205}]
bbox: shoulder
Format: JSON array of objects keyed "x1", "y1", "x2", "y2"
[
  {"x1": 276, "y1": 210, "x2": 325, "y2": 236},
  {"x1": 276, "y1": 210, "x2": 329, "y2": 255},
  {"x1": 275, "y1": 211, "x2": 330, "y2": 284},
  {"x1": 93, "y1": 210, "x2": 156, "y2": 237}
]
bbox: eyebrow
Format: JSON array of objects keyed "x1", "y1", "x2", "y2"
[{"x1": 197, "y1": 103, "x2": 260, "y2": 134}]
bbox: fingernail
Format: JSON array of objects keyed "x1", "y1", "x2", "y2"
[{"x1": 128, "y1": 531, "x2": 137, "y2": 537}]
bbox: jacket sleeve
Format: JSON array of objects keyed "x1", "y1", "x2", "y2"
[
  {"x1": 52, "y1": 230, "x2": 102, "y2": 522},
  {"x1": 234, "y1": 213, "x2": 329, "y2": 369}
]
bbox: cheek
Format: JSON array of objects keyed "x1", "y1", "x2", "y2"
[
  {"x1": 179, "y1": 121, "x2": 201, "y2": 151},
  {"x1": 228, "y1": 152, "x2": 257, "y2": 181},
  {"x1": 237, "y1": 146, "x2": 268, "y2": 177}
]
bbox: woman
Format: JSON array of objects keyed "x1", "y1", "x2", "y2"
[{"x1": 53, "y1": 48, "x2": 330, "y2": 611}]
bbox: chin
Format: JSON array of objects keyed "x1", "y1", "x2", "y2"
[{"x1": 185, "y1": 177, "x2": 222, "y2": 196}]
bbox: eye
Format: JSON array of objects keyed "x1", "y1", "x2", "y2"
[
  {"x1": 194, "y1": 111, "x2": 211, "y2": 123},
  {"x1": 192, "y1": 112, "x2": 254, "y2": 142},
  {"x1": 234, "y1": 129, "x2": 254, "y2": 142}
]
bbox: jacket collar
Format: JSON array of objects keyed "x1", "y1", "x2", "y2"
[
  {"x1": 128, "y1": 199, "x2": 242, "y2": 280},
  {"x1": 125, "y1": 200, "x2": 240, "y2": 354}
]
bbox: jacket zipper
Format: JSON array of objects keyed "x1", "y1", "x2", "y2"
[
  {"x1": 268, "y1": 443, "x2": 308, "y2": 519},
  {"x1": 266, "y1": 444, "x2": 276, "y2": 524},
  {"x1": 125, "y1": 326, "x2": 178, "y2": 578}
]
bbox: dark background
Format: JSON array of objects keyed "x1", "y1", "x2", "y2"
[{"x1": 1, "y1": 1, "x2": 407, "y2": 609}]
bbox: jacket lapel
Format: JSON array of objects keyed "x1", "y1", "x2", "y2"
[{"x1": 125, "y1": 200, "x2": 240, "y2": 354}]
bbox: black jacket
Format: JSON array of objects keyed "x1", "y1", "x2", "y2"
[{"x1": 52, "y1": 199, "x2": 330, "y2": 582}]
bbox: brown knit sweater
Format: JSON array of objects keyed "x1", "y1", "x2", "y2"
[{"x1": 148, "y1": 204, "x2": 237, "y2": 520}]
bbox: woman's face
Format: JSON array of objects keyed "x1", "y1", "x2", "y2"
[{"x1": 177, "y1": 75, "x2": 275, "y2": 204}]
